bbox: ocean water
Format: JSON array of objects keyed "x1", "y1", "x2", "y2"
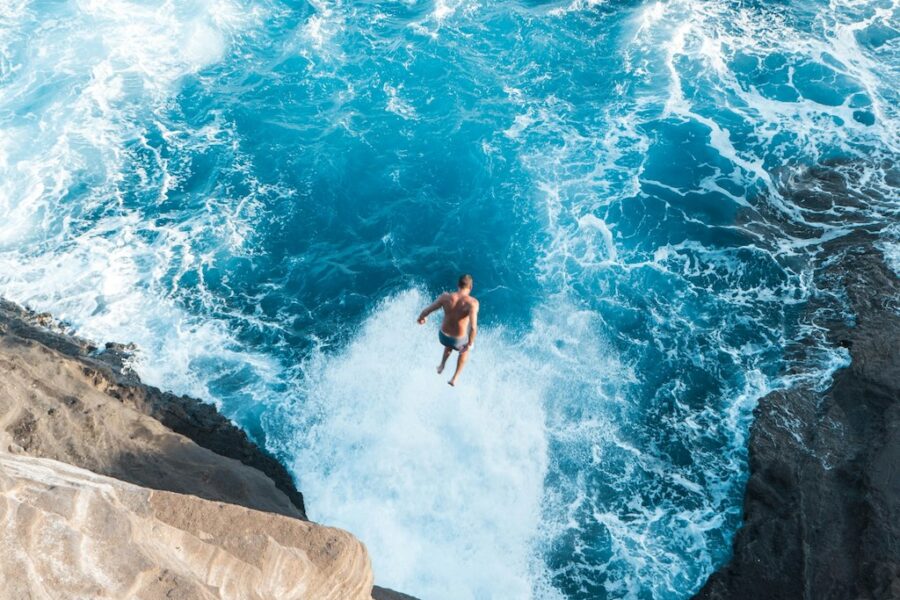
[{"x1": 1, "y1": 0, "x2": 898, "y2": 598}]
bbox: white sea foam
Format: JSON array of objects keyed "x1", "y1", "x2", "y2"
[
  {"x1": 0, "y1": 0, "x2": 274, "y2": 402},
  {"x1": 504, "y1": 111, "x2": 536, "y2": 140},
  {"x1": 881, "y1": 243, "x2": 900, "y2": 277},
  {"x1": 545, "y1": 0, "x2": 608, "y2": 18},
  {"x1": 0, "y1": 210, "x2": 281, "y2": 401},
  {"x1": 409, "y1": 0, "x2": 474, "y2": 38},
  {"x1": 384, "y1": 83, "x2": 418, "y2": 120},
  {"x1": 878, "y1": 224, "x2": 900, "y2": 280},
  {"x1": 297, "y1": 0, "x2": 348, "y2": 64},
  {"x1": 282, "y1": 289, "x2": 551, "y2": 599}
]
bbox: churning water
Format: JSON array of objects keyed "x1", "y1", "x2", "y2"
[{"x1": 1, "y1": 0, "x2": 898, "y2": 597}]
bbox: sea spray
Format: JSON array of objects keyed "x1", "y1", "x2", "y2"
[{"x1": 273, "y1": 289, "x2": 551, "y2": 599}]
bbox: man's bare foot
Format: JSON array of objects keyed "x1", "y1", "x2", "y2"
[
  {"x1": 437, "y1": 364, "x2": 445, "y2": 374},
  {"x1": 447, "y1": 380, "x2": 456, "y2": 386}
]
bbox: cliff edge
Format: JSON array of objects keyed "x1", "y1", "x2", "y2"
[
  {"x1": 0, "y1": 298, "x2": 415, "y2": 599},
  {"x1": 0, "y1": 298, "x2": 305, "y2": 519}
]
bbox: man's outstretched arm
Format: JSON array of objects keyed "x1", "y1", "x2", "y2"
[{"x1": 417, "y1": 293, "x2": 447, "y2": 324}]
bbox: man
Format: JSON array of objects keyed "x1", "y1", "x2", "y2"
[{"x1": 417, "y1": 274, "x2": 479, "y2": 386}]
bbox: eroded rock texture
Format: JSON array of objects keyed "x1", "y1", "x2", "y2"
[{"x1": 0, "y1": 453, "x2": 373, "y2": 600}]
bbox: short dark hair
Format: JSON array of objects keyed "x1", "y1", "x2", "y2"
[{"x1": 458, "y1": 274, "x2": 473, "y2": 289}]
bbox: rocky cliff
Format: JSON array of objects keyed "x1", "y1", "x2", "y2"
[
  {"x1": 0, "y1": 298, "x2": 412, "y2": 599},
  {"x1": 0, "y1": 452, "x2": 371, "y2": 600},
  {"x1": 695, "y1": 235, "x2": 900, "y2": 599},
  {"x1": 0, "y1": 299, "x2": 305, "y2": 519}
]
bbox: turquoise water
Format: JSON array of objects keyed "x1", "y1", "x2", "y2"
[{"x1": 1, "y1": 0, "x2": 898, "y2": 597}]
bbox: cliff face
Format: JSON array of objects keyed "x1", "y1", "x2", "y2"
[
  {"x1": 0, "y1": 299, "x2": 305, "y2": 519},
  {"x1": 695, "y1": 237, "x2": 900, "y2": 599},
  {"x1": 0, "y1": 298, "x2": 416, "y2": 599}
]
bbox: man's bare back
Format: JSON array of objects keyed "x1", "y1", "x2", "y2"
[
  {"x1": 438, "y1": 291, "x2": 478, "y2": 338},
  {"x1": 417, "y1": 274, "x2": 479, "y2": 386}
]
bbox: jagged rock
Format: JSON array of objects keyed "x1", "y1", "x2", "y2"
[{"x1": 373, "y1": 586, "x2": 422, "y2": 600}]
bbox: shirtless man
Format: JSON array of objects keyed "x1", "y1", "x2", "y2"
[{"x1": 417, "y1": 274, "x2": 479, "y2": 386}]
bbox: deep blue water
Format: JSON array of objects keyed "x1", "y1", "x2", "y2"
[{"x1": 1, "y1": 0, "x2": 898, "y2": 598}]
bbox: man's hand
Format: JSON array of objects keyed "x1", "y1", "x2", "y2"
[
  {"x1": 462, "y1": 341, "x2": 474, "y2": 353},
  {"x1": 418, "y1": 294, "x2": 447, "y2": 326}
]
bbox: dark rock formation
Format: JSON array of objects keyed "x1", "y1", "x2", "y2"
[
  {"x1": 372, "y1": 586, "x2": 422, "y2": 600},
  {"x1": 695, "y1": 237, "x2": 900, "y2": 599}
]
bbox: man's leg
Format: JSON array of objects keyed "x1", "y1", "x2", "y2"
[
  {"x1": 437, "y1": 346, "x2": 452, "y2": 374},
  {"x1": 448, "y1": 349, "x2": 470, "y2": 386}
]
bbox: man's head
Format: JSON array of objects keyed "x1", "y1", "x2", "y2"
[{"x1": 458, "y1": 274, "x2": 473, "y2": 291}]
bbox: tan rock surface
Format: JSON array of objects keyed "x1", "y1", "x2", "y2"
[
  {"x1": 0, "y1": 313, "x2": 303, "y2": 519},
  {"x1": 0, "y1": 298, "x2": 415, "y2": 600},
  {"x1": 0, "y1": 452, "x2": 374, "y2": 600}
]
